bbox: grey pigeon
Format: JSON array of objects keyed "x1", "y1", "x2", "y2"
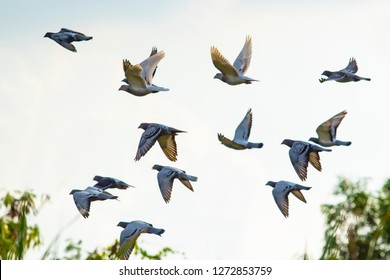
[
  {"x1": 135, "y1": 123, "x2": 186, "y2": 162},
  {"x1": 319, "y1": 57, "x2": 371, "y2": 83},
  {"x1": 118, "y1": 49, "x2": 169, "y2": 96},
  {"x1": 117, "y1": 220, "x2": 165, "y2": 260},
  {"x1": 309, "y1": 110, "x2": 351, "y2": 147},
  {"x1": 265, "y1": 180, "x2": 311, "y2": 218},
  {"x1": 69, "y1": 186, "x2": 118, "y2": 218},
  {"x1": 218, "y1": 108, "x2": 263, "y2": 150},
  {"x1": 281, "y1": 139, "x2": 331, "y2": 181},
  {"x1": 93, "y1": 175, "x2": 135, "y2": 190},
  {"x1": 44, "y1": 28, "x2": 92, "y2": 52},
  {"x1": 152, "y1": 164, "x2": 197, "y2": 203},
  {"x1": 211, "y1": 35, "x2": 258, "y2": 85}
]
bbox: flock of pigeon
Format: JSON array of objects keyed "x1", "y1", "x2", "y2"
[{"x1": 44, "y1": 28, "x2": 370, "y2": 259}]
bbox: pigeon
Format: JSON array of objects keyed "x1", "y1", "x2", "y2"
[
  {"x1": 118, "y1": 49, "x2": 169, "y2": 96},
  {"x1": 117, "y1": 220, "x2": 165, "y2": 260},
  {"x1": 135, "y1": 123, "x2": 186, "y2": 162},
  {"x1": 93, "y1": 175, "x2": 135, "y2": 190},
  {"x1": 211, "y1": 35, "x2": 258, "y2": 85},
  {"x1": 218, "y1": 108, "x2": 263, "y2": 150},
  {"x1": 44, "y1": 28, "x2": 92, "y2": 52},
  {"x1": 309, "y1": 110, "x2": 352, "y2": 147},
  {"x1": 281, "y1": 139, "x2": 331, "y2": 181},
  {"x1": 152, "y1": 164, "x2": 197, "y2": 203},
  {"x1": 319, "y1": 57, "x2": 371, "y2": 83},
  {"x1": 69, "y1": 186, "x2": 118, "y2": 218},
  {"x1": 265, "y1": 180, "x2": 311, "y2": 218}
]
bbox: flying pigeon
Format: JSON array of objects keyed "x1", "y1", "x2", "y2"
[
  {"x1": 118, "y1": 48, "x2": 169, "y2": 96},
  {"x1": 117, "y1": 220, "x2": 165, "y2": 260},
  {"x1": 69, "y1": 186, "x2": 118, "y2": 218},
  {"x1": 319, "y1": 57, "x2": 371, "y2": 83},
  {"x1": 211, "y1": 35, "x2": 258, "y2": 85},
  {"x1": 265, "y1": 180, "x2": 311, "y2": 218},
  {"x1": 281, "y1": 139, "x2": 331, "y2": 181},
  {"x1": 44, "y1": 28, "x2": 92, "y2": 52},
  {"x1": 152, "y1": 164, "x2": 197, "y2": 203},
  {"x1": 135, "y1": 123, "x2": 186, "y2": 162},
  {"x1": 93, "y1": 175, "x2": 135, "y2": 190},
  {"x1": 308, "y1": 110, "x2": 351, "y2": 147},
  {"x1": 218, "y1": 108, "x2": 263, "y2": 150}
]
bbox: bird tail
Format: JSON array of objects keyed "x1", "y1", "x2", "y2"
[
  {"x1": 148, "y1": 227, "x2": 165, "y2": 236},
  {"x1": 247, "y1": 142, "x2": 263, "y2": 149},
  {"x1": 360, "y1": 77, "x2": 371, "y2": 81},
  {"x1": 184, "y1": 174, "x2": 198, "y2": 182},
  {"x1": 335, "y1": 140, "x2": 352, "y2": 146}
]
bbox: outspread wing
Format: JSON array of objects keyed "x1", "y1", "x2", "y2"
[
  {"x1": 232, "y1": 35, "x2": 252, "y2": 74},
  {"x1": 217, "y1": 133, "x2": 245, "y2": 150},
  {"x1": 211, "y1": 46, "x2": 239, "y2": 76},
  {"x1": 157, "y1": 168, "x2": 176, "y2": 203},
  {"x1": 140, "y1": 50, "x2": 165, "y2": 85},
  {"x1": 124, "y1": 62, "x2": 147, "y2": 88},
  {"x1": 135, "y1": 125, "x2": 161, "y2": 161},
  {"x1": 289, "y1": 144, "x2": 309, "y2": 181},
  {"x1": 340, "y1": 57, "x2": 358, "y2": 74},
  {"x1": 157, "y1": 134, "x2": 178, "y2": 162},
  {"x1": 272, "y1": 188, "x2": 289, "y2": 218},
  {"x1": 316, "y1": 110, "x2": 347, "y2": 143},
  {"x1": 233, "y1": 108, "x2": 252, "y2": 141}
]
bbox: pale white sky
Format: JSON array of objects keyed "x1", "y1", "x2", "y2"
[{"x1": 1, "y1": 0, "x2": 389, "y2": 260}]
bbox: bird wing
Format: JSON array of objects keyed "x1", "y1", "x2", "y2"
[
  {"x1": 157, "y1": 134, "x2": 178, "y2": 162},
  {"x1": 119, "y1": 226, "x2": 140, "y2": 260},
  {"x1": 72, "y1": 192, "x2": 91, "y2": 218},
  {"x1": 217, "y1": 133, "x2": 245, "y2": 150},
  {"x1": 135, "y1": 125, "x2": 161, "y2": 161},
  {"x1": 140, "y1": 50, "x2": 165, "y2": 85},
  {"x1": 93, "y1": 177, "x2": 114, "y2": 190},
  {"x1": 290, "y1": 189, "x2": 307, "y2": 203},
  {"x1": 272, "y1": 187, "x2": 289, "y2": 218},
  {"x1": 58, "y1": 41, "x2": 77, "y2": 52},
  {"x1": 308, "y1": 151, "x2": 322, "y2": 172},
  {"x1": 340, "y1": 57, "x2": 358, "y2": 74},
  {"x1": 316, "y1": 110, "x2": 347, "y2": 142},
  {"x1": 289, "y1": 143, "x2": 309, "y2": 181},
  {"x1": 123, "y1": 62, "x2": 147, "y2": 88},
  {"x1": 232, "y1": 35, "x2": 252, "y2": 74},
  {"x1": 157, "y1": 168, "x2": 176, "y2": 203},
  {"x1": 233, "y1": 108, "x2": 252, "y2": 141},
  {"x1": 60, "y1": 28, "x2": 86, "y2": 36},
  {"x1": 210, "y1": 46, "x2": 239, "y2": 76}
]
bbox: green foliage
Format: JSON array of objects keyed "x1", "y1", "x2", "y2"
[
  {"x1": 320, "y1": 177, "x2": 390, "y2": 259},
  {"x1": 0, "y1": 190, "x2": 50, "y2": 260}
]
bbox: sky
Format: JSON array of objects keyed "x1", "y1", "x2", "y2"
[{"x1": 1, "y1": 0, "x2": 390, "y2": 260}]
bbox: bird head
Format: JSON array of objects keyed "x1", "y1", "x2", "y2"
[
  {"x1": 138, "y1": 123, "x2": 149, "y2": 130},
  {"x1": 321, "y1": 70, "x2": 332, "y2": 77},
  {"x1": 213, "y1": 73, "x2": 224, "y2": 81},
  {"x1": 152, "y1": 164, "x2": 163, "y2": 171},
  {"x1": 308, "y1": 137, "x2": 319, "y2": 144},
  {"x1": 44, "y1": 32, "x2": 52, "y2": 38},
  {"x1": 265, "y1": 181, "x2": 276, "y2": 188},
  {"x1": 69, "y1": 189, "x2": 79, "y2": 195},
  {"x1": 117, "y1": 221, "x2": 128, "y2": 228},
  {"x1": 121, "y1": 78, "x2": 129, "y2": 84},
  {"x1": 118, "y1": 85, "x2": 129, "y2": 92},
  {"x1": 281, "y1": 139, "x2": 295, "y2": 147}
]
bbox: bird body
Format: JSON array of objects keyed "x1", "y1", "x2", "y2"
[
  {"x1": 282, "y1": 139, "x2": 331, "y2": 181},
  {"x1": 152, "y1": 164, "x2": 197, "y2": 203},
  {"x1": 93, "y1": 175, "x2": 135, "y2": 190},
  {"x1": 309, "y1": 110, "x2": 351, "y2": 147},
  {"x1": 119, "y1": 48, "x2": 169, "y2": 96},
  {"x1": 44, "y1": 28, "x2": 92, "y2": 52},
  {"x1": 265, "y1": 180, "x2": 311, "y2": 218},
  {"x1": 319, "y1": 57, "x2": 371, "y2": 83},
  {"x1": 69, "y1": 186, "x2": 117, "y2": 218},
  {"x1": 135, "y1": 123, "x2": 186, "y2": 162},
  {"x1": 218, "y1": 108, "x2": 263, "y2": 150},
  {"x1": 117, "y1": 220, "x2": 165, "y2": 260},
  {"x1": 211, "y1": 35, "x2": 258, "y2": 85}
]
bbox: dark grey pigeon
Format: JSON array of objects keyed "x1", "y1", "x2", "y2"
[
  {"x1": 152, "y1": 164, "x2": 197, "y2": 203},
  {"x1": 281, "y1": 139, "x2": 331, "y2": 181},
  {"x1": 135, "y1": 123, "x2": 186, "y2": 162},
  {"x1": 117, "y1": 220, "x2": 165, "y2": 260},
  {"x1": 93, "y1": 175, "x2": 135, "y2": 190},
  {"x1": 44, "y1": 28, "x2": 92, "y2": 52},
  {"x1": 308, "y1": 110, "x2": 351, "y2": 147},
  {"x1": 319, "y1": 57, "x2": 371, "y2": 83},
  {"x1": 69, "y1": 186, "x2": 118, "y2": 218},
  {"x1": 218, "y1": 108, "x2": 263, "y2": 150},
  {"x1": 265, "y1": 180, "x2": 311, "y2": 218}
]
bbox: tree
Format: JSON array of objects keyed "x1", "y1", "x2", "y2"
[{"x1": 320, "y1": 177, "x2": 390, "y2": 259}]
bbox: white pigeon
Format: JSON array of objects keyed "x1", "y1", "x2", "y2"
[
  {"x1": 69, "y1": 186, "x2": 118, "y2": 218},
  {"x1": 309, "y1": 110, "x2": 352, "y2": 147},
  {"x1": 265, "y1": 180, "x2": 311, "y2": 218},
  {"x1": 118, "y1": 49, "x2": 169, "y2": 96},
  {"x1": 44, "y1": 28, "x2": 92, "y2": 52},
  {"x1": 218, "y1": 108, "x2": 263, "y2": 150},
  {"x1": 117, "y1": 220, "x2": 165, "y2": 260},
  {"x1": 152, "y1": 164, "x2": 197, "y2": 203},
  {"x1": 211, "y1": 35, "x2": 258, "y2": 85}
]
